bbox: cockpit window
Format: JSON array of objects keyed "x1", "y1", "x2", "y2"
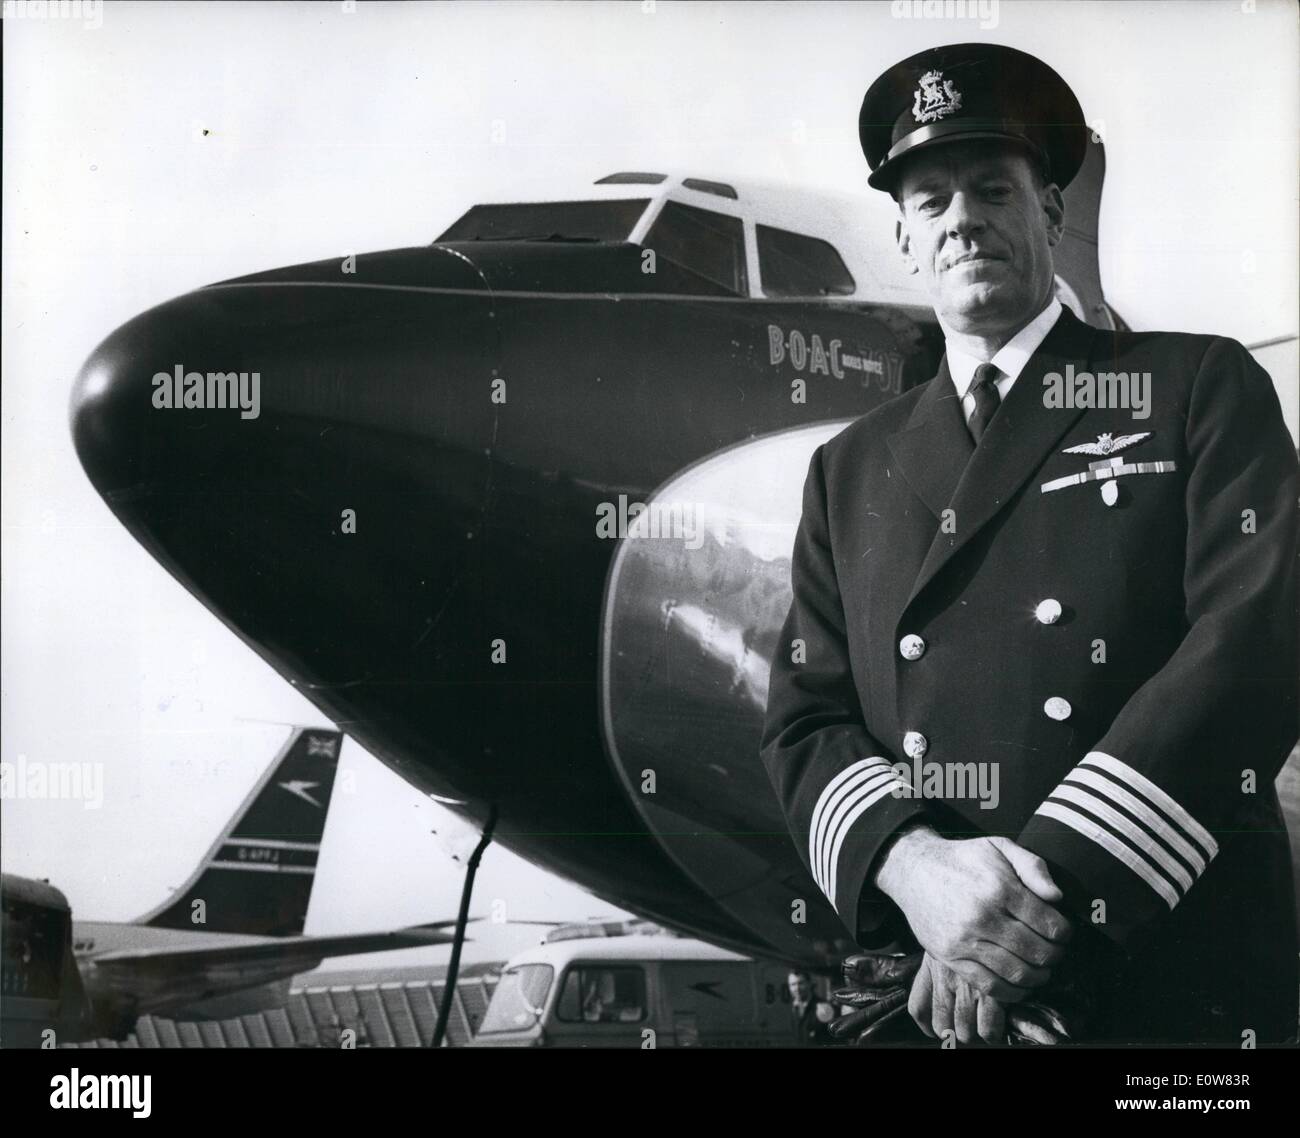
[
  {"x1": 595, "y1": 172, "x2": 668, "y2": 185},
  {"x1": 757, "y1": 224, "x2": 856, "y2": 298},
  {"x1": 643, "y1": 202, "x2": 748, "y2": 296},
  {"x1": 477, "y1": 964, "x2": 554, "y2": 1034},
  {"x1": 682, "y1": 178, "x2": 738, "y2": 200},
  {"x1": 436, "y1": 200, "x2": 651, "y2": 243}
]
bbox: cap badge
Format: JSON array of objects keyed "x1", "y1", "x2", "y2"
[{"x1": 913, "y1": 69, "x2": 963, "y2": 124}]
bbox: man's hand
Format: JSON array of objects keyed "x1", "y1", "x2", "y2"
[
  {"x1": 875, "y1": 826, "x2": 1072, "y2": 999},
  {"x1": 909, "y1": 952, "x2": 1006, "y2": 1044}
]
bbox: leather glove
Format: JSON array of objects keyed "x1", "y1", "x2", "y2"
[
  {"x1": 828, "y1": 949, "x2": 1103, "y2": 1045},
  {"x1": 827, "y1": 951, "x2": 924, "y2": 1044},
  {"x1": 1005, "y1": 925, "x2": 1116, "y2": 1044}
]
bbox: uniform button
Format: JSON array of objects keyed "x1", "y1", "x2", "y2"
[
  {"x1": 899, "y1": 634, "x2": 926, "y2": 660},
  {"x1": 1043, "y1": 697, "x2": 1072, "y2": 721},
  {"x1": 1035, "y1": 599, "x2": 1062, "y2": 625},
  {"x1": 1101, "y1": 480, "x2": 1120, "y2": 507},
  {"x1": 902, "y1": 731, "x2": 928, "y2": 759}
]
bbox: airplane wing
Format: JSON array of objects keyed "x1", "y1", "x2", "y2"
[
  {"x1": 85, "y1": 923, "x2": 464, "y2": 1013},
  {"x1": 92, "y1": 922, "x2": 460, "y2": 967}
]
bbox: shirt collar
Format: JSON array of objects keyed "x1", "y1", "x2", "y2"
[{"x1": 944, "y1": 296, "x2": 1063, "y2": 397}]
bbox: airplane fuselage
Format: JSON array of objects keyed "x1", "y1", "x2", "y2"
[{"x1": 72, "y1": 239, "x2": 940, "y2": 969}]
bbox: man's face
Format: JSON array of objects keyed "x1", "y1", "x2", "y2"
[
  {"x1": 895, "y1": 141, "x2": 1065, "y2": 336},
  {"x1": 788, "y1": 974, "x2": 811, "y2": 1002}
]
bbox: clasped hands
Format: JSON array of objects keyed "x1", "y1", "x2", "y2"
[{"x1": 873, "y1": 826, "x2": 1074, "y2": 1044}]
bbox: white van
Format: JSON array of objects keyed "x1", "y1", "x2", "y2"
[{"x1": 471, "y1": 932, "x2": 803, "y2": 1048}]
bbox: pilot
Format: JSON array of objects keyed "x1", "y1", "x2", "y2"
[{"x1": 760, "y1": 42, "x2": 1298, "y2": 1045}]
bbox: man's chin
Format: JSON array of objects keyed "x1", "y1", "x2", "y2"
[{"x1": 939, "y1": 289, "x2": 1028, "y2": 334}]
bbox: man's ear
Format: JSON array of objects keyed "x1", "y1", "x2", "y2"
[
  {"x1": 895, "y1": 216, "x2": 919, "y2": 275},
  {"x1": 1041, "y1": 183, "x2": 1066, "y2": 247}
]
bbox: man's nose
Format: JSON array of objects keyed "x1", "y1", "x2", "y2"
[{"x1": 945, "y1": 192, "x2": 987, "y2": 240}]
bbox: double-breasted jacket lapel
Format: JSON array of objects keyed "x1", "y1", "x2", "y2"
[
  {"x1": 885, "y1": 355, "x2": 973, "y2": 518},
  {"x1": 887, "y1": 307, "x2": 1099, "y2": 612}
]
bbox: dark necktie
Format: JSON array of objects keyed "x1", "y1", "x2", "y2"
[{"x1": 967, "y1": 362, "x2": 1002, "y2": 444}]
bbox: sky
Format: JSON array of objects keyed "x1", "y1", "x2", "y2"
[{"x1": 3, "y1": 0, "x2": 1297, "y2": 973}]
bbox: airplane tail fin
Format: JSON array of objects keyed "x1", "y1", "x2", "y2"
[{"x1": 135, "y1": 727, "x2": 344, "y2": 936}]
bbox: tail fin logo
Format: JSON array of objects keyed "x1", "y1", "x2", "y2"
[
  {"x1": 277, "y1": 779, "x2": 324, "y2": 809},
  {"x1": 305, "y1": 735, "x2": 338, "y2": 758}
]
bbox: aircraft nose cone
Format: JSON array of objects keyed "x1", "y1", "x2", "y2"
[
  {"x1": 71, "y1": 302, "x2": 189, "y2": 498},
  {"x1": 68, "y1": 274, "x2": 501, "y2": 713}
]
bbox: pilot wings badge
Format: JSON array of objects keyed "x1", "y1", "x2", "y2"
[
  {"x1": 913, "y1": 70, "x2": 963, "y2": 124},
  {"x1": 1062, "y1": 431, "x2": 1152, "y2": 458}
]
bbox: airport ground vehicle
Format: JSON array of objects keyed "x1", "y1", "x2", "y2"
[{"x1": 473, "y1": 928, "x2": 807, "y2": 1048}]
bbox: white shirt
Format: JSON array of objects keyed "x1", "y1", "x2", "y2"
[{"x1": 944, "y1": 297, "x2": 1063, "y2": 425}]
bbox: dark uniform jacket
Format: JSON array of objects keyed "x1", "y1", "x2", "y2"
[
  {"x1": 792, "y1": 999, "x2": 836, "y2": 1046},
  {"x1": 760, "y1": 306, "x2": 1298, "y2": 1043}
]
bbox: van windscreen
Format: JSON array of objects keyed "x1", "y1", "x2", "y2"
[{"x1": 478, "y1": 964, "x2": 554, "y2": 1034}]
